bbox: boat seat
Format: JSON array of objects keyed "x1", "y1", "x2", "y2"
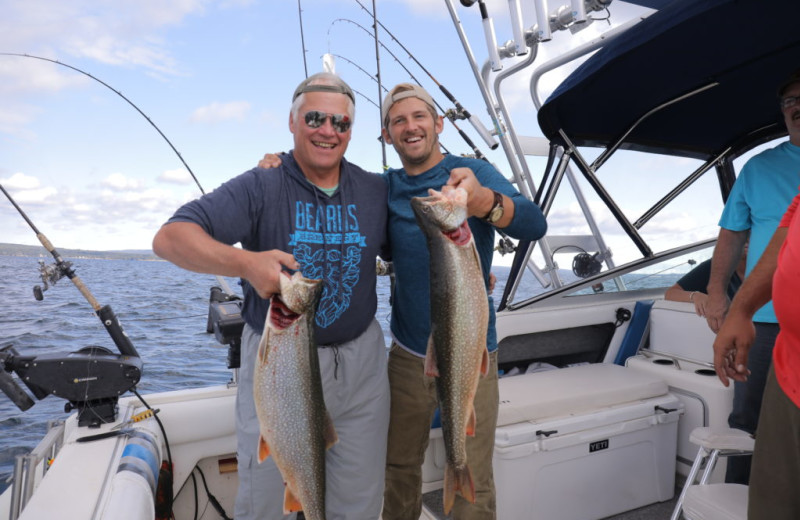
[{"x1": 671, "y1": 426, "x2": 754, "y2": 520}]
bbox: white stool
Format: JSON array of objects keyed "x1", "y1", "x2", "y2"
[{"x1": 671, "y1": 427, "x2": 754, "y2": 520}]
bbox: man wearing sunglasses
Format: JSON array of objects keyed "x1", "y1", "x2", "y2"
[
  {"x1": 153, "y1": 72, "x2": 391, "y2": 520},
  {"x1": 705, "y1": 68, "x2": 800, "y2": 485}
]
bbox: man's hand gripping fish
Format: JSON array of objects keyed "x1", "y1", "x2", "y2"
[
  {"x1": 254, "y1": 271, "x2": 338, "y2": 520},
  {"x1": 411, "y1": 186, "x2": 490, "y2": 515}
]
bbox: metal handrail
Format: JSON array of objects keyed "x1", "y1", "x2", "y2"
[{"x1": 8, "y1": 420, "x2": 65, "y2": 520}]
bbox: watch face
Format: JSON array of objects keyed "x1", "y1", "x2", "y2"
[{"x1": 489, "y1": 206, "x2": 504, "y2": 222}]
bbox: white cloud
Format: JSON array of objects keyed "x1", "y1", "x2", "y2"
[
  {"x1": 158, "y1": 168, "x2": 193, "y2": 185},
  {"x1": 1, "y1": 172, "x2": 41, "y2": 189},
  {"x1": 13, "y1": 186, "x2": 58, "y2": 204},
  {"x1": 101, "y1": 172, "x2": 142, "y2": 190},
  {"x1": 190, "y1": 101, "x2": 252, "y2": 123}
]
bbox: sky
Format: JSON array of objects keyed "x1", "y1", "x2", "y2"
[{"x1": 0, "y1": 0, "x2": 732, "y2": 268}]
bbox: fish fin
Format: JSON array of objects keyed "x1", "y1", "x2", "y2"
[
  {"x1": 466, "y1": 403, "x2": 477, "y2": 437},
  {"x1": 257, "y1": 435, "x2": 271, "y2": 463},
  {"x1": 424, "y1": 336, "x2": 439, "y2": 377},
  {"x1": 480, "y1": 347, "x2": 490, "y2": 377},
  {"x1": 443, "y1": 463, "x2": 476, "y2": 514},
  {"x1": 283, "y1": 486, "x2": 303, "y2": 514},
  {"x1": 324, "y1": 411, "x2": 339, "y2": 449}
]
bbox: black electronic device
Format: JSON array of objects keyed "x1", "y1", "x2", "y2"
[{"x1": 206, "y1": 286, "x2": 244, "y2": 369}]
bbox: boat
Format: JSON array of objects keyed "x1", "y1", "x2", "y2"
[{"x1": 2, "y1": 0, "x2": 800, "y2": 518}]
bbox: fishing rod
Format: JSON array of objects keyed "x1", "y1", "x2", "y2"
[
  {"x1": 370, "y1": 0, "x2": 388, "y2": 167},
  {"x1": 351, "y1": 0, "x2": 499, "y2": 151},
  {"x1": 330, "y1": 18, "x2": 486, "y2": 159},
  {"x1": 0, "y1": 184, "x2": 143, "y2": 425},
  {"x1": 0, "y1": 184, "x2": 140, "y2": 358}
]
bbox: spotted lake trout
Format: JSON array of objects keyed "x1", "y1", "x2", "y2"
[
  {"x1": 254, "y1": 271, "x2": 337, "y2": 520},
  {"x1": 411, "y1": 186, "x2": 490, "y2": 514}
]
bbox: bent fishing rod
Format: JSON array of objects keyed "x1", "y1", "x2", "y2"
[
  {"x1": 0, "y1": 53, "x2": 245, "y2": 297},
  {"x1": 0, "y1": 53, "x2": 205, "y2": 196}
]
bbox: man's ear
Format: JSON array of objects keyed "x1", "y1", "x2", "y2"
[
  {"x1": 381, "y1": 127, "x2": 393, "y2": 145},
  {"x1": 289, "y1": 112, "x2": 296, "y2": 133},
  {"x1": 435, "y1": 115, "x2": 444, "y2": 135}
]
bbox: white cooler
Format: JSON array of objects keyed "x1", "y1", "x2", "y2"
[{"x1": 493, "y1": 363, "x2": 682, "y2": 520}]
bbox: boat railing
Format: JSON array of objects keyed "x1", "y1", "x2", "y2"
[
  {"x1": 8, "y1": 419, "x2": 65, "y2": 520},
  {"x1": 444, "y1": 0, "x2": 660, "y2": 306}
]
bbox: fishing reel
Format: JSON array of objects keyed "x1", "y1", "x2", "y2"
[
  {"x1": 33, "y1": 258, "x2": 73, "y2": 300},
  {"x1": 572, "y1": 249, "x2": 612, "y2": 278}
]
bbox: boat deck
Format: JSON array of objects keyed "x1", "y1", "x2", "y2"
[{"x1": 421, "y1": 490, "x2": 678, "y2": 519}]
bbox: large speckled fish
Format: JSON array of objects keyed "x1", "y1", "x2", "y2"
[
  {"x1": 411, "y1": 186, "x2": 490, "y2": 515},
  {"x1": 254, "y1": 271, "x2": 337, "y2": 520}
]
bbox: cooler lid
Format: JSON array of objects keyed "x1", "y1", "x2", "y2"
[{"x1": 497, "y1": 363, "x2": 668, "y2": 427}]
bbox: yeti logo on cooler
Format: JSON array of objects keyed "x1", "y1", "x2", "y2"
[{"x1": 589, "y1": 439, "x2": 609, "y2": 453}]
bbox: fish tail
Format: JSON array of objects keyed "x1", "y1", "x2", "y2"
[{"x1": 443, "y1": 463, "x2": 476, "y2": 514}]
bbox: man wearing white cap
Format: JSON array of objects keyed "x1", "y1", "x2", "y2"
[{"x1": 380, "y1": 83, "x2": 547, "y2": 520}]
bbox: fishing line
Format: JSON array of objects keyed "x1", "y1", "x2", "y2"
[
  {"x1": 1, "y1": 52, "x2": 242, "y2": 297},
  {"x1": 351, "y1": 0, "x2": 497, "y2": 153},
  {"x1": 328, "y1": 19, "x2": 473, "y2": 158},
  {"x1": 625, "y1": 259, "x2": 698, "y2": 287},
  {"x1": 0, "y1": 53, "x2": 205, "y2": 196}
]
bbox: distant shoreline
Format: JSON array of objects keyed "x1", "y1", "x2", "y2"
[{"x1": 0, "y1": 243, "x2": 160, "y2": 261}]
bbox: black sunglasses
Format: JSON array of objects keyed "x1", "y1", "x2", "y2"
[{"x1": 303, "y1": 110, "x2": 352, "y2": 133}]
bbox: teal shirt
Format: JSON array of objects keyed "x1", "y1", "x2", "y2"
[
  {"x1": 384, "y1": 154, "x2": 547, "y2": 356},
  {"x1": 719, "y1": 141, "x2": 800, "y2": 323}
]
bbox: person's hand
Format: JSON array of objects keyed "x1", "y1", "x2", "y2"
[
  {"x1": 243, "y1": 249, "x2": 300, "y2": 299},
  {"x1": 445, "y1": 167, "x2": 491, "y2": 218},
  {"x1": 704, "y1": 292, "x2": 730, "y2": 333},
  {"x1": 712, "y1": 311, "x2": 753, "y2": 387},
  {"x1": 258, "y1": 153, "x2": 284, "y2": 169},
  {"x1": 488, "y1": 272, "x2": 496, "y2": 294},
  {"x1": 691, "y1": 292, "x2": 709, "y2": 317}
]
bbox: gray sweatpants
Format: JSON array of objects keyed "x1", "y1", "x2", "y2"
[{"x1": 234, "y1": 319, "x2": 390, "y2": 520}]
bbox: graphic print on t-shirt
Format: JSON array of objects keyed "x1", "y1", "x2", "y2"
[{"x1": 290, "y1": 201, "x2": 365, "y2": 328}]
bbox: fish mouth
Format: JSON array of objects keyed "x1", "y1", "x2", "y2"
[
  {"x1": 443, "y1": 220, "x2": 472, "y2": 246},
  {"x1": 269, "y1": 297, "x2": 301, "y2": 330}
]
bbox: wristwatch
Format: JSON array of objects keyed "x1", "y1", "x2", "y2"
[{"x1": 483, "y1": 190, "x2": 504, "y2": 224}]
